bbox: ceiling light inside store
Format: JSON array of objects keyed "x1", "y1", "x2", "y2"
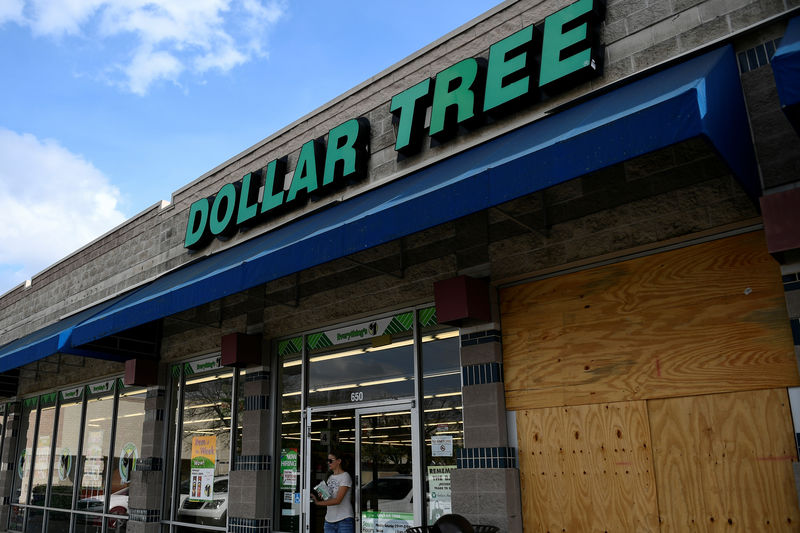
[
  {"x1": 313, "y1": 384, "x2": 358, "y2": 392},
  {"x1": 365, "y1": 339, "x2": 413, "y2": 352},
  {"x1": 421, "y1": 331, "x2": 460, "y2": 342},
  {"x1": 358, "y1": 377, "x2": 407, "y2": 387},
  {"x1": 119, "y1": 390, "x2": 146, "y2": 398},
  {"x1": 423, "y1": 370, "x2": 460, "y2": 379},
  {"x1": 187, "y1": 402, "x2": 226, "y2": 410},
  {"x1": 183, "y1": 416, "x2": 231, "y2": 425},
  {"x1": 361, "y1": 411, "x2": 409, "y2": 418},
  {"x1": 185, "y1": 372, "x2": 233, "y2": 386},
  {"x1": 310, "y1": 348, "x2": 366, "y2": 363}
]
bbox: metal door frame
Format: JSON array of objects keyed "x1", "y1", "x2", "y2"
[{"x1": 302, "y1": 399, "x2": 421, "y2": 533}]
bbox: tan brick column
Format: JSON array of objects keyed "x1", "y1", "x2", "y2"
[{"x1": 451, "y1": 325, "x2": 522, "y2": 533}]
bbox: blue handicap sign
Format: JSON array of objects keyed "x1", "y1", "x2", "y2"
[{"x1": 294, "y1": 493, "x2": 301, "y2": 504}]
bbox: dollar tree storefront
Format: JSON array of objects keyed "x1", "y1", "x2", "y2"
[{"x1": 3, "y1": 1, "x2": 800, "y2": 533}]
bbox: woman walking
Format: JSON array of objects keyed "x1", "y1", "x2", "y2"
[{"x1": 311, "y1": 451, "x2": 354, "y2": 533}]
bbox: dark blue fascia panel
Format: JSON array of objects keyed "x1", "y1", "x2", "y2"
[
  {"x1": 61, "y1": 46, "x2": 755, "y2": 351},
  {"x1": 773, "y1": 16, "x2": 800, "y2": 134}
]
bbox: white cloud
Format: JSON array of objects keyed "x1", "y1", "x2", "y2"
[
  {"x1": 0, "y1": 128, "x2": 127, "y2": 290},
  {"x1": 14, "y1": 0, "x2": 286, "y2": 94},
  {"x1": 125, "y1": 44, "x2": 184, "y2": 96},
  {"x1": 0, "y1": 0, "x2": 24, "y2": 25}
]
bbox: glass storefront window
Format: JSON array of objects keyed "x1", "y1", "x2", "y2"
[
  {"x1": 105, "y1": 384, "x2": 146, "y2": 531},
  {"x1": 164, "y1": 355, "x2": 243, "y2": 532},
  {"x1": 420, "y1": 329, "x2": 462, "y2": 524},
  {"x1": 307, "y1": 317, "x2": 415, "y2": 407},
  {"x1": 28, "y1": 394, "x2": 56, "y2": 515},
  {"x1": 277, "y1": 340, "x2": 302, "y2": 533},
  {"x1": 9, "y1": 398, "x2": 39, "y2": 531},
  {"x1": 6, "y1": 377, "x2": 147, "y2": 533},
  {"x1": 48, "y1": 389, "x2": 84, "y2": 532},
  {"x1": 75, "y1": 381, "x2": 116, "y2": 532},
  {"x1": 177, "y1": 369, "x2": 232, "y2": 530},
  {"x1": 47, "y1": 387, "x2": 84, "y2": 533},
  {"x1": 13, "y1": 399, "x2": 38, "y2": 505}
]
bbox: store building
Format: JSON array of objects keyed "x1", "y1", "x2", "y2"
[{"x1": 2, "y1": 0, "x2": 800, "y2": 532}]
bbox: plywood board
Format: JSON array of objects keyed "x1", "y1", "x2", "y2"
[
  {"x1": 649, "y1": 388, "x2": 800, "y2": 531},
  {"x1": 501, "y1": 232, "x2": 798, "y2": 410},
  {"x1": 517, "y1": 400, "x2": 659, "y2": 532}
]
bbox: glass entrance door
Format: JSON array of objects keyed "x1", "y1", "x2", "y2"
[
  {"x1": 356, "y1": 406, "x2": 420, "y2": 533},
  {"x1": 303, "y1": 402, "x2": 420, "y2": 533}
]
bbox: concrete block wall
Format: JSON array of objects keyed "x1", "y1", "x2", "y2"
[{"x1": 3, "y1": 0, "x2": 797, "y2": 372}]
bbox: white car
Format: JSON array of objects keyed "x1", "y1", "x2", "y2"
[
  {"x1": 177, "y1": 475, "x2": 228, "y2": 526},
  {"x1": 360, "y1": 475, "x2": 413, "y2": 512},
  {"x1": 77, "y1": 486, "x2": 129, "y2": 530}
]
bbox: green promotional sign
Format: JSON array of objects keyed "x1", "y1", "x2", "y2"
[
  {"x1": 185, "y1": 355, "x2": 222, "y2": 376},
  {"x1": 361, "y1": 511, "x2": 414, "y2": 533},
  {"x1": 279, "y1": 448, "x2": 299, "y2": 490},
  {"x1": 87, "y1": 379, "x2": 115, "y2": 395},
  {"x1": 60, "y1": 387, "x2": 83, "y2": 402}
]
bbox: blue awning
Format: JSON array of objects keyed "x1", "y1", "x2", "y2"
[
  {"x1": 0, "y1": 294, "x2": 130, "y2": 373},
  {"x1": 1, "y1": 45, "x2": 758, "y2": 372},
  {"x1": 772, "y1": 16, "x2": 800, "y2": 134}
]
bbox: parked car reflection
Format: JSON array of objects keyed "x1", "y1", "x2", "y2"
[
  {"x1": 360, "y1": 475, "x2": 413, "y2": 512},
  {"x1": 177, "y1": 475, "x2": 228, "y2": 526},
  {"x1": 76, "y1": 486, "x2": 129, "y2": 531}
]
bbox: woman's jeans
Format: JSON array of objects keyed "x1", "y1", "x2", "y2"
[{"x1": 324, "y1": 517, "x2": 355, "y2": 533}]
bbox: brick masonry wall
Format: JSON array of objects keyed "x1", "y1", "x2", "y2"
[{"x1": 2, "y1": 0, "x2": 798, "y2": 367}]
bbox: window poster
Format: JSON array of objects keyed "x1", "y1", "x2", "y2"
[
  {"x1": 189, "y1": 435, "x2": 217, "y2": 502},
  {"x1": 280, "y1": 448, "x2": 299, "y2": 490},
  {"x1": 427, "y1": 465, "x2": 456, "y2": 522},
  {"x1": 83, "y1": 431, "x2": 105, "y2": 488},
  {"x1": 119, "y1": 442, "x2": 138, "y2": 483},
  {"x1": 361, "y1": 511, "x2": 414, "y2": 533},
  {"x1": 431, "y1": 435, "x2": 453, "y2": 457},
  {"x1": 58, "y1": 447, "x2": 72, "y2": 481},
  {"x1": 33, "y1": 435, "x2": 51, "y2": 485}
]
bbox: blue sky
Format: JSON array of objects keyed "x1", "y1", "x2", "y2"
[{"x1": 0, "y1": 0, "x2": 498, "y2": 296}]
